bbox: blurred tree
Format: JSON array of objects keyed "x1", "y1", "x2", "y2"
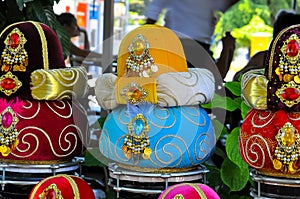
[
  {"x1": 129, "y1": 0, "x2": 146, "y2": 15},
  {"x1": 268, "y1": 0, "x2": 293, "y2": 23},
  {"x1": 215, "y1": 0, "x2": 299, "y2": 46},
  {"x1": 214, "y1": 0, "x2": 271, "y2": 43}
]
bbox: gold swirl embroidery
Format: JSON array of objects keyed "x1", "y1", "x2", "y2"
[
  {"x1": 154, "y1": 135, "x2": 191, "y2": 165},
  {"x1": 251, "y1": 111, "x2": 276, "y2": 128},
  {"x1": 150, "y1": 108, "x2": 176, "y2": 129},
  {"x1": 152, "y1": 106, "x2": 171, "y2": 120},
  {"x1": 164, "y1": 70, "x2": 196, "y2": 87},
  {"x1": 11, "y1": 125, "x2": 79, "y2": 158},
  {"x1": 11, "y1": 130, "x2": 39, "y2": 157},
  {"x1": 157, "y1": 93, "x2": 179, "y2": 106},
  {"x1": 195, "y1": 132, "x2": 215, "y2": 161},
  {"x1": 117, "y1": 107, "x2": 130, "y2": 125},
  {"x1": 99, "y1": 128, "x2": 114, "y2": 157},
  {"x1": 240, "y1": 134, "x2": 274, "y2": 169},
  {"x1": 17, "y1": 100, "x2": 40, "y2": 120},
  {"x1": 288, "y1": 112, "x2": 300, "y2": 121},
  {"x1": 181, "y1": 107, "x2": 207, "y2": 127},
  {"x1": 31, "y1": 67, "x2": 88, "y2": 100},
  {"x1": 161, "y1": 143, "x2": 182, "y2": 166},
  {"x1": 45, "y1": 101, "x2": 72, "y2": 119},
  {"x1": 107, "y1": 106, "x2": 213, "y2": 166},
  {"x1": 186, "y1": 93, "x2": 207, "y2": 104}
]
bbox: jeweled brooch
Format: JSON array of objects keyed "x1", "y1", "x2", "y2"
[
  {"x1": 273, "y1": 122, "x2": 300, "y2": 174},
  {"x1": 122, "y1": 113, "x2": 152, "y2": 160},
  {"x1": 125, "y1": 34, "x2": 158, "y2": 77}
]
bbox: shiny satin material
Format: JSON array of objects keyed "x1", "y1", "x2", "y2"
[
  {"x1": 241, "y1": 69, "x2": 268, "y2": 110},
  {"x1": 29, "y1": 174, "x2": 95, "y2": 199},
  {"x1": 158, "y1": 183, "x2": 220, "y2": 199},
  {"x1": 96, "y1": 68, "x2": 215, "y2": 110},
  {"x1": 31, "y1": 67, "x2": 88, "y2": 100}
]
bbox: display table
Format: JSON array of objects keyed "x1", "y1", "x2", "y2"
[
  {"x1": 250, "y1": 169, "x2": 300, "y2": 199},
  {"x1": 108, "y1": 163, "x2": 209, "y2": 198},
  {"x1": 0, "y1": 157, "x2": 84, "y2": 191}
]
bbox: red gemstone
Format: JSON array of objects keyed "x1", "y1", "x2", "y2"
[
  {"x1": 1, "y1": 78, "x2": 16, "y2": 90},
  {"x1": 8, "y1": 33, "x2": 20, "y2": 49},
  {"x1": 281, "y1": 87, "x2": 300, "y2": 101},
  {"x1": 286, "y1": 39, "x2": 299, "y2": 57},
  {"x1": 2, "y1": 111, "x2": 12, "y2": 128},
  {"x1": 43, "y1": 189, "x2": 57, "y2": 199}
]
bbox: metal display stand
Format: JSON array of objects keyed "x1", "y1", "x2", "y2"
[
  {"x1": 108, "y1": 162, "x2": 209, "y2": 198},
  {"x1": 0, "y1": 156, "x2": 85, "y2": 191},
  {"x1": 250, "y1": 169, "x2": 300, "y2": 199}
]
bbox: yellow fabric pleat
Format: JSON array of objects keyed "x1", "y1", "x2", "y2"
[
  {"x1": 116, "y1": 77, "x2": 157, "y2": 104},
  {"x1": 31, "y1": 67, "x2": 88, "y2": 100},
  {"x1": 242, "y1": 69, "x2": 268, "y2": 110}
]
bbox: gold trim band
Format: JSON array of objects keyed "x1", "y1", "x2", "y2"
[{"x1": 30, "y1": 21, "x2": 49, "y2": 70}]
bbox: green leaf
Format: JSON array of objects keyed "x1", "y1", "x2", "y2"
[
  {"x1": 44, "y1": 9, "x2": 71, "y2": 58},
  {"x1": 97, "y1": 117, "x2": 107, "y2": 129},
  {"x1": 233, "y1": 97, "x2": 243, "y2": 109},
  {"x1": 16, "y1": 0, "x2": 34, "y2": 11},
  {"x1": 221, "y1": 158, "x2": 249, "y2": 192},
  {"x1": 213, "y1": 145, "x2": 227, "y2": 160},
  {"x1": 104, "y1": 189, "x2": 117, "y2": 199},
  {"x1": 84, "y1": 148, "x2": 109, "y2": 167},
  {"x1": 226, "y1": 127, "x2": 248, "y2": 169},
  {"x1": 225, "y1": 81, "x2": 242, "y2": 97},
  {"x1": 205, "y1": 164, "x2": 222, "y2": 188},
  {"x1": 212, "y1": 119, "x2": 228, "y2": 139},
  {"x1": 202, "y1": 93, "x2": 239, "y2": 111},
  {"x1": 241, "y1": 101, "x2": 251, "y2": 119},
  {"x1": 16, "y1": 0, "x2": 25, "y2": 11}
]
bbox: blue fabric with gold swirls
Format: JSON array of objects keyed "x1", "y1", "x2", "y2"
[{"x1": 99, "y1": 105, "x2": 215, "y2": 171}]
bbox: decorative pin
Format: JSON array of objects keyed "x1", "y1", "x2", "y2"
[
  {"x1": 273, "y1": 122, "x2": 300, "y2": 174},
  {"x1": 277, "y1": 34, "x2": 300, "y2": 81},
  {"x1": 276, "y1": 81, "x2": 300, "y2": 107},
  {"x1": 1, "y1": 28, "x2": 28, "y2": 72},
  {"x1": 0, "y1": 106, "x2": 19, "y2": 156},
  {"x1": 122, "y1": 113, "x2": 151, "y2": 160},
  {"x1": 120, "y1": 82, "x2": 148, "y2": 104},
  {"x1": 0, "y1": 71, "x2": 22, "y2": 96},
  {"x1": 173, "y1": 194, "x2": 184, "y2": 199},
  {"x1": 39, "y1": 184, "x2": 63, "y2": 199},
  {"x1": 125, "y1": 34, "x2": 158, "y2": 77}
]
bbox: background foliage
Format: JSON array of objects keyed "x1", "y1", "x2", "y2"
[
  {"x1": 202, "y1": 79, "x2": 252, "y2": 198},
  {"x1": 0, "y1": 1, "x2": 298, "y2": 198},
  {"x1": 0, "y1": 0, "x2": 70, "y2": 58},
  {"x1": 214, "y1": 0, "x2": 300, "y2": 47}
]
